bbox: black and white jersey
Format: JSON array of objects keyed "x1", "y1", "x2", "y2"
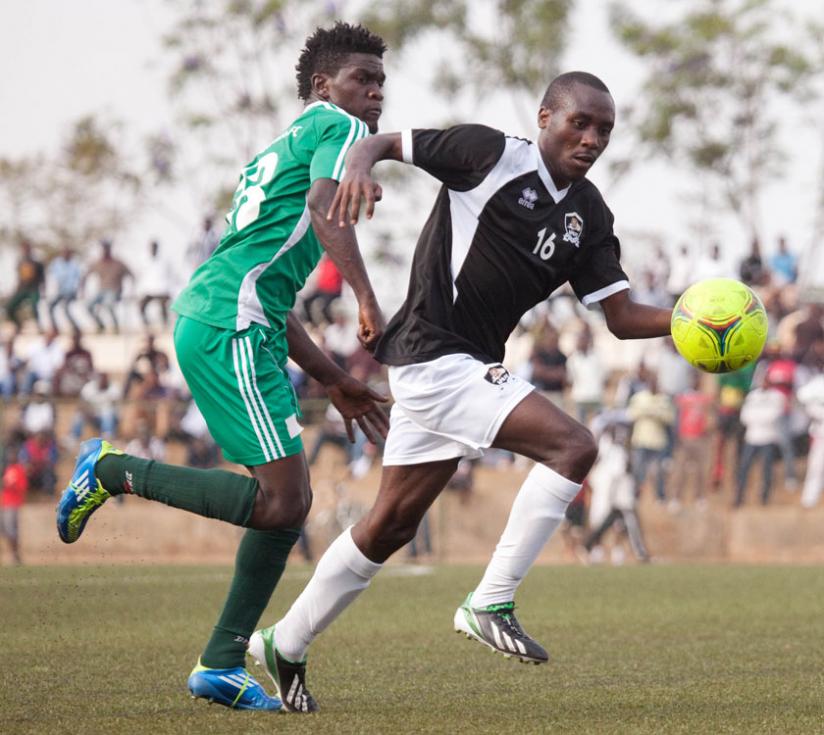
[{"x1": 374, "y1": 124, "x2": 630, "y2": 367}]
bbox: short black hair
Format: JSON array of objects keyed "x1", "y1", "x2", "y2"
[
  {"x1": 541, "y1": 71, "x2": 611, "y2": 110},
  {"x1": 296, "y1": 22, "x2": 387, "y2": 102}
]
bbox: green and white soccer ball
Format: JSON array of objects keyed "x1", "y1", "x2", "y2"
[{"x1": 671, "y1": 278, "x2": 768, "y2": 373}]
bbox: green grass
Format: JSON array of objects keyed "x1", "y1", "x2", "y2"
[{"x1": 2, "y1": 564, "x2": 824, "y2": 734}]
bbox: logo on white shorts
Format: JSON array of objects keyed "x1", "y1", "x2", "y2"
[{"x1": 484, "y1": 364, "x2": 511, "y2": 386}]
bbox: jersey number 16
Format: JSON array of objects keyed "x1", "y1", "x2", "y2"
[{"x1": 532, "y1": 227, "x2": 556, "y2": 261}]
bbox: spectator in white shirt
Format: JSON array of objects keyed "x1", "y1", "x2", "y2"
[
  {"x1": 137, "y1": 240, "x2": 172, "y2": 329},
  {"x1": 21, "y1": 384, "x2": 56, "y2": 434},
  {"x1": 798, "y1": 374, "x2": 824, "y2": 508},
  {"x1": 21, "y1": 329, "x2": 65, "y2": 395},
  {"x1": 566, "y1": 328, "x2": 605, "y2": 426},
  {"x1": 734, "y1": 379, "x2": 785, "y2": 507},
  {"x1": 667, "y1": 243, "x2": 693, "y2": 304},
  {"x1": 694, "y1": 242, "x2": 737, "y2": 283}
]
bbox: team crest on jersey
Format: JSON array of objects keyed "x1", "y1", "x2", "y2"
[
  {"x1": 484, "y1": 364, "x2": 511, "y2": 386},
  {"x1": 563, "y1": 212, "x2": 584, "y2": 247},
  {"x1": 518, "y1": 187, "x2": 538, "y2": 210}
]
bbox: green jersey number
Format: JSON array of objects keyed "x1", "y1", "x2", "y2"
[{"x1": 230, "y1": 152, "x2": 279, "y2": 232}]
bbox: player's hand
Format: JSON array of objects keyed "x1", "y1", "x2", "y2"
[
  {"x1": 327, "y1": 170, "x2": 383, "y2": 227},
  {"x1": 357, "y1": 299, "x2": 385, "y2": 352},
  {"x1": 325, "y1": 376, "x2": 390, "y2": 444}
]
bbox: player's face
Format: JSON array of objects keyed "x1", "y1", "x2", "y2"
[
  {"x1": 318, "y1": 53, "x2": 385, "y2": 133},
  {"x1": 537, "y1": 84, "x2": 615, "y2": 189}
]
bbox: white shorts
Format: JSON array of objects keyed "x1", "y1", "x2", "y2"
[{"x1": 382, "y1": 353, "x2": 534, "y2": 466}]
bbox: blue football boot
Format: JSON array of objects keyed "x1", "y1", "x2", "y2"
[
  {"x1": 56, "y1": 438, "x2": 122, "y2": 544},
  {"x1": 188, "y1": 661, "x2": 282, "y2": 711}
]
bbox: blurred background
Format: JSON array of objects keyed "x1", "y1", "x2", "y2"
[{"x1": 0, "y1": 0, "x2": 822, "y2": 567}]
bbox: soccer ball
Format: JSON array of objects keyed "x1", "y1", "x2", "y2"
[{"x1": 671, "y1": 278, "x2": 768, "y2": 373}]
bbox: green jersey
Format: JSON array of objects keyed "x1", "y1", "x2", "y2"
[{"x1": 173, "y1": 101, "x2": 370, "y2": 337}]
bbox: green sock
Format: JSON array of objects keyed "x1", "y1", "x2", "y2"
[
  {"x1": 201, "y1": 527, "x2": 301, "y2": 669},
  {"x1": 96, "y1": 454, "x2": 257, "y2": 527}
]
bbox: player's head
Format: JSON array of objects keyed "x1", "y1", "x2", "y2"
[
  {"x1": 537, "y1": 71, "x2": 614, "y2": 188},
  {"x1": 296, "y1": 22, "x2": 387, "y2": 133}
]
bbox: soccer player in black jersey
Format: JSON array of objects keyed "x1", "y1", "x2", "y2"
[{"x1": 250, "y1": 71, "x2": 673, "y2": 705}]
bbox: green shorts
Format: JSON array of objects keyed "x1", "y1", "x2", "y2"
[{"x1": 174, "y1": 316, "x2": 304, "y2": 466}]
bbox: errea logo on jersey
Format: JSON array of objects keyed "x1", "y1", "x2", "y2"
[{"x1": 518, "y1": 187, "x2": 538, "y2": 210}]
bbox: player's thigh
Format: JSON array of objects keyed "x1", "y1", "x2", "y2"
[
  {"x1": 174, "y1": 316, "x2": 304, "y2": 467},
  {"x1": 492, "y1": 390, "x2": 595, "y2": 466}
]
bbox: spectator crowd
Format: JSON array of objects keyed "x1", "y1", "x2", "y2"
[{"x1": 1, "y1": 226, "x2": 823, "y2": 566}]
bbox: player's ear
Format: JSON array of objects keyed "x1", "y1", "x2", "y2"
[
  {"x1": 537, "y1": 106, "x2": 551, "y2": 129},
  {"x1": 311, "y1": 72, "x2": 331, "y2": 100}
]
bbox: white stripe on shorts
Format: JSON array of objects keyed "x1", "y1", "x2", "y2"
[
  {"x1": 232, "y1": 337, "x2": 275, "y2": 462},
  {"x1": 242, "y1": 335, "x2": 285, "y2": 459}
]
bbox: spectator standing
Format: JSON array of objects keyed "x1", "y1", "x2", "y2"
[
  {"x1": 136, "y1": 240, "x2": 173, "y2": 329},
  {"x1": 756, "y1": 344, "x2": 800, "y2": 489},
  {"x1": 322, "y1": 302, "x2": 359, "y2": 368},
  {"x1": 798, "y1": 373, "x2": 824, "y2": 508},
  {"x1": 46, "y1": 246, "x2": 83, "y2": 333},
  {"x1": 667, "y1": 243, "x2": 692, "y2": 304},
  {"x1": 6, "y1": 241, "x2": 45, "y2": 333},
  {"x1": 694, "y1": 242, "x2": 736, "y2": 282},
  {"x1": 734, "y1": 377, "x2": 785, "y2": 507},
  {"x1": 529, "y1": 325, "x2": 567, "y2": 407},
  {"x1": 567, "y1": 328, "x2": 605, "y2": 425},
  {"x1": 85, "y1": 239, "x2": 133, "y2": 333},
  {"x1": 711, "y1": 363, "x2": 756, "y2": 491},
  {"x1": 671, "y1": 373, "x2": 713, "y2": 507},
  {"x1": 769, "y1": 236, "x2": 798, "y2": 286},
  {"x1": 583, "y1": 417, "x2": 649, "y2": 563},
  {"x1": 1, "y1": 444, "x2": 29, "y2": 565},
  {"x1": 656, "y1": 338, "x2": 697, "y2": 463},
  {"x1": 21, "y1": 329, "x2": 65, "y2": 395},
  {"x1": 739, "y1": 236, "x2": 768, "y2": 287},
  {"x1": 302, "y1": 253, "x2": 343, "y2": 326},
  {"x1": 792, "y1": 304, "x2": 824, "y2": 365},
  {"x1": 627, "y1": 375, "x2": 675, "y2": 504}
]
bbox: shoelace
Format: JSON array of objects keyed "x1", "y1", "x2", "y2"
[{"x1": 490, "y1": 609, "x2": 528, "y2": 639}]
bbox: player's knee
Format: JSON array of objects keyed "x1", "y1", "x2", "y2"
[
  {"x1": 567, "y1": 426, "x2": 598, "y2": 475},
  {"x1": 251, "y1": 485, "x2": 312, "y2": 530},
  {"x1": 570, "y1": 426, "x2": 598, "y2": 472},
  {"x1": 366, "y1": 511, "x2": 418, "y2": 554}
]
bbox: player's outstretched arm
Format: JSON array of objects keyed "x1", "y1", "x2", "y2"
[
  {"x1": 308, "y1": 178, "x2": 385, "y2": 351},
  {"x1": 600, "y1": 289, "x2": 672, "y2": 340},
  {"x1": 327, "y1": 133, "x2": 403, "y2": 227},
  {"x1": 285, "y1": 312, "x2": 389, "y2": 443}
]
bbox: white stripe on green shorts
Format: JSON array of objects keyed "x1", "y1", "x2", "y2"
[
  {"x1": 232, "y1": 337, "x2": 276, "y2": 462},
  {"x1": 241, "y1": 335, "x2": 285, "y2": 458}
]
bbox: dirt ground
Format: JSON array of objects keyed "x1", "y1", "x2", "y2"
[{"x1": 11, "y1": 439, "x2": 824, "y2": 566}]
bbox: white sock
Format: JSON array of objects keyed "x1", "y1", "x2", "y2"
[
  {"x1": 274, "y1": 527, "x2": 382, "y2": 662},
  {"x1": 471, "y1": 463, "x2": 581, "y2": 608}
]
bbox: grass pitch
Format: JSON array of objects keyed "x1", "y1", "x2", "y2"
[{"x1": 2, "y1": 563, "x2": 824, "y2": 734}]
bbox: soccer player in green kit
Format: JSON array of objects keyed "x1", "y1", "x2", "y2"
[{"x1": 56, "y1": 23, "x2": 389, "y2": 712}]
